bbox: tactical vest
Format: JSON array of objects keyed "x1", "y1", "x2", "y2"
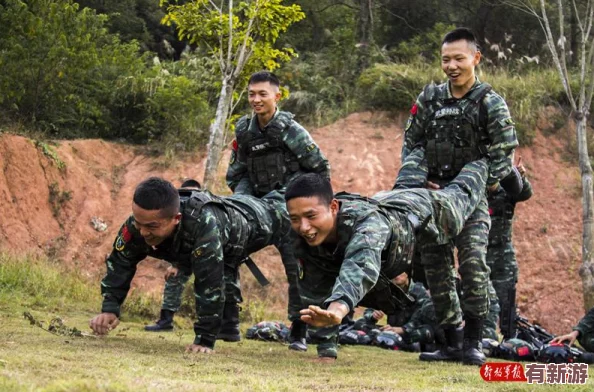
[
  {"x1": 422, "y1": 83, "x2": 492, "y2": 180},
  {"x1": 173, "y1": 190, "x2": 251, "y2": 265},
  {"x1": 237, "y1": 112, "x2": 300, "y2": 195}
]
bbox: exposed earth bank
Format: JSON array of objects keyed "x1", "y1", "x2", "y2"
[{"x1": 0, "y1": 112, "x2": 584, "y2": 334}]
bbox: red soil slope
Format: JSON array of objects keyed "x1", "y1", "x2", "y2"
[{"x1": 0, "y1": 112, "x2": 585, "y2": 333}]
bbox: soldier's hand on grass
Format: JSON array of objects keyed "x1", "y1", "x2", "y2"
[
  {"x1": 300, "y1": 303, "x2": 348, "y2": 328},
  {"x1": 185, "y1": 344, "x2": 214, "y2": 354},
  {"x1": 551, "y1": 330, "x2": 579, "y2": 346},
  {"x1": 372, "y1": 310, "x2": 385, "y2": 321},
  {"x1": 426, "y1": 181, "x2": 440, "y2": 190},
  {"x1": 89, "y1": 312, "x2": 120, "y2": 336},
  {"x1": 165, "y1": 266, "x2": 179, "y2": 281}
]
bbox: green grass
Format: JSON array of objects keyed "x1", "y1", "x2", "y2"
[{"x1": 1, "y1": 252, "x2": 593, "y2": 391}]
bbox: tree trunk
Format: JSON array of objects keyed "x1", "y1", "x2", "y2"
[
  {"x1": 576, "y1": 111, "x2": 594, "y2": 310},
  {"x1": 355, "y1": 0, "x2": 373, "y2": 71},
  {"x1": 203, "y1": 76, "x2": 234, "y2": 190}
]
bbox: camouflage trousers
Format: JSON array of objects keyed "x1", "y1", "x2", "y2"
[
  {"x1": 276, "y1": 239, "x2": 304, "y2": 322},
  {"x1": 303, "y1": 158, "x2": 489, "y2": 357},
  {"x1": 162, "y1": 263, "x2": 242, "y2": 312},
  {"x1": 483, "y1": 280, "x2": 501, "y2": 340}
]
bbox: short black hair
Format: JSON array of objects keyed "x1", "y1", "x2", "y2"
[
  {"x1": 442, "y1": 27, "x2": 480, "y2": 52},
  {"x1": 285, "y1": 173, "x2": 334, "y2": 206},
  {"x1": 248, "y1": 71, "x2": 280, "y2": 88},
  {"x1": 181, "y1": 179, "x2": 201, "y2": 189},
  {"x1": 133, "y1": 177, "x2": 180, "y2": 218}
]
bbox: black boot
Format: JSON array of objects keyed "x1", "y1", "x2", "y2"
[
  {"x1": 288, "y1": 319, "x2": 308, "y2": 352},
  {"x1": 419, "y1": 325, "x2": 463, "y2": 362},
  {"x1": 217, "y1": 302, "x2": 241, "y2": 342},
  {"x1": 462, "y1": 318, "x2": 487, "y2": 366},
  {"x1": 144, "y1": 309, "x2": 174, "y2": 331}
]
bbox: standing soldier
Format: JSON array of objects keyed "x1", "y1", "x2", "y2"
[
  {"x1": 89, "y1": 177, "x2": 297, "y2": 354},
  {"x1": 483, "y1": 158, "x2": 533, "y2": 339},
  {"x1": 286, "y1": 157, "x2": 490, "y2": 361},
  {"x1": 226, "y1": 71, "x2": 331, "y2": 351},
  {"x1": 399, "y1": 27, "x2": 519, "y2": 365}
]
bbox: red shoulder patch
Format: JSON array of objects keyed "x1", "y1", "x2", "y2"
[
  {"x1": 410, "y1": 103, "x2": 418, "y2": 115},
  {"x1": 232, "y1": 139, "x2": 238, "y2": 151},
  {"x1": 122, "y1": 225, "x2": 132, "y2": 242}
]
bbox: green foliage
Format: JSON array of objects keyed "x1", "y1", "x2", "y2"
[
  {"x1": 48, "y1": 182, "x2": 72, "y2": 217},
  {"x1": 388, "y1": 23, "x2": 455, "y2": 64},
  {"x1": 34, "y1": 141, "x2": 66, "y2": 170}
]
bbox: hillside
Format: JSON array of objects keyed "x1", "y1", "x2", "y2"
[{"x1": 0, "y1": 112, "x2": 584, "y2": 334}]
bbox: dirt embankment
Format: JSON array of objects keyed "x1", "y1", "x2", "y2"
[{"x1": 0, "y1": 112, "x2": 585, "y2": 333}]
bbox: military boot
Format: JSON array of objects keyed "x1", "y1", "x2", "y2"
[
  {"x1": 288, "y1": 319, "x2": 308, "y2": 352},
  {"x1": 462, "y1": 318, "x2": 486, "y2": 366},
  {"x1": 144, "y1": 309, "x2": 174, "y2": 332},
  {"x1": 419, "y1": 325, "x2": 463, "y2": 362},
  {"x1": 217, "y1": 302, "x2": 241, "y2": 342}
]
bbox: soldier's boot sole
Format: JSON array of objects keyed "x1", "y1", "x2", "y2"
[
  {"x1": 144, "y1": 324, "x2": 173, "y2": 332},
  {"x1": 288, "y1": 339, "x2": 307, "y2": 352}
]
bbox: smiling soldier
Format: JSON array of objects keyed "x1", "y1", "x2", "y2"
[
  {"x1": 226, "y1": 71, "x2": 330, "y2": 351},
  {"x1": 398, "y1": 27, "x2": 519, "y2": 366}
]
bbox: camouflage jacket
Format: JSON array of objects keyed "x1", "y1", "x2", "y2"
[
  {"x1": 100, "y1": 192, "x2": 291, "y2": 348},
  {"x1": 574, "y1": 306, "x2": 594, "y2": 337},
  {"x1": 294, "y1": 196, "x2": 417, "y2": 313},
  {"x1": 226, "y1": 110, "x2": 330, "y2": 196},
  {"x1": 402, "y1": 78, "x2": 518, "y2": 187},
  {"x1": 364, "y1": 281, "x2": 436, "y2": 332},
  {"x1": 488, "y1": 174, "x2": 533, "y2": 246}
]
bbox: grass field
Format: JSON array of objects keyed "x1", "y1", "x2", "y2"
[{"x1": 1, "y1": 253, "x2": 593, "y2": 391}]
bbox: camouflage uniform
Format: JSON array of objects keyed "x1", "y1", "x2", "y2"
[
  {"x1": 226, "y1": 110, "x2": 330, "y2": 322},
  {"x1": 400, "y1": 78, "x2": 518, "y2": 329},
  {"x1": 575, "y1": 307, "x2": 594, "y2": 352},
  {"x1": 100, "y1": 191, "x2": 292, "y2": 349},
  {"x1": 161, "y1": 269, "x2": 191, "y2": 312},
  {"x1": 484, "y1": 174, "x2": 533, "y2": 337},
  {"x1": 294, "y1": 159, "x2": 489, "y2": 358},
  {"x1": 364, "y1": 281, "x2": 437, "y2": 344}
]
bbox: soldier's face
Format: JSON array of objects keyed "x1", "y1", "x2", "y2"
[
  {"x1": 132, "y1": 203, "x2": 181, "y2": 247},
  {"x1": 248, "y1": 82, "x2": 280, "y2": 117},
  {"x1": 441, "y1": 40, "x2": 481, "y2": 94},
  {"x1": 287, "y1": 196, "x2": 339, "y2": 247}
]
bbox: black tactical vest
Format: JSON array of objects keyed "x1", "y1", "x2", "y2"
[
  {"x1": 237, "y1": 112, "x2": 300, "y2": 196},
  {"x1": 422, "y1": 83, "x2": 492, "y2": 180},
  {"x1": 173, "y1": 190, "x2": 251, "y2": 265}
]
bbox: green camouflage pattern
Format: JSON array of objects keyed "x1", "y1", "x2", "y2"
[
  {"x1": 575, "y1": 307, "x2": 594, "y2": 352},
  {"x1": 401, "y1": 78, "x2": 518, "y2": 187},
  {"x1": 226, "y1": 110, "x2": 330, "y2": 197},
  {"x1": 483, "y1": 281, "x2": 501, "y2": 340},
  {"x1": 364, "y1": 281, "x2": 437, "y2": 344},
  {"x1": 161, "y1": 269, "x2": 192, "y2": 312},
  {"x1": 485, "y1": 174, "x2": 533, "y2": 335},
  {"x1": 100, "y1": 191, "x2": 292, "y2": 349},
  {"x1": 294, "y1": 158, "x2": 488, "y2": 357}
]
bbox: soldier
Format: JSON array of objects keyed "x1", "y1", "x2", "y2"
[
  {"x1": 552, "y1": 307, "x2": 594, "y2": 353},
  {"x1": 226, "y1": 71, "x2": 331, "y2": 351},
  {"x1": 89, "y1": 177, "x2": 294, "y2": 354},
  {"x1": 399, "y1": 27, "x2": 519, "y2": 365},
  {"x1": 285, "y1": 155, "x2": 489, "y2": 362},
  {"x1": 483, "y1": 158, "x2": 533, "y2": 340},
  {"x1": 363, "y1": 272, "x2": 437, "y2": 350},
  {"x1": 144, "y1": 179, "x2": 201, "y2": 333}
]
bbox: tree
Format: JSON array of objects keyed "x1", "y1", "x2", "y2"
[
  {"x1": 504, "y1": 0, "x2": 594, "y2": 309},
  {"x1": 161, "y1": 0, "x2": 305, "y2": 189}
]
